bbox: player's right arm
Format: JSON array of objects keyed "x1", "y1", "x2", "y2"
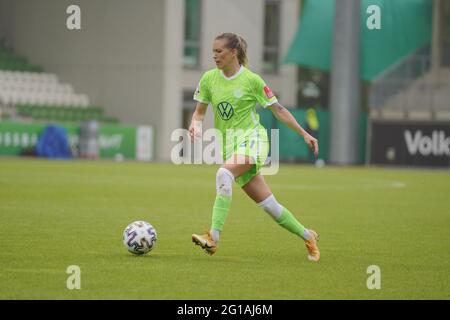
[
  {"x1": 189, "y1": 102, "x2": 208, "y2": 140},
  {"x1": 190, "y1": 71, "x2": 212, "y2": 140}
]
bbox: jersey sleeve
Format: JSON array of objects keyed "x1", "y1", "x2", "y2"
[
  {"x1": 252, "y1": 74, "x2": 278, "y2": 108},
  {"x1": 193, "y1": 72, "x2": 211, "y2": 104}
]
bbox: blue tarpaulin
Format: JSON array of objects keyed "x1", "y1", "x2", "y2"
[{"x1": 35, "y1": 125, "x2": 72, "y2": 159}]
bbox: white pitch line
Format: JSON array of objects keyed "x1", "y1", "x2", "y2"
[{"x1": 270, "y1": 180, "x2": 406, "y2": 190}]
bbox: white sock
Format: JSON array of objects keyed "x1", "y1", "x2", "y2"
[
  {"x1": 210, "y1": 229, "x2": 220, "y2": 243},
  {"x1": 210, "y1": 167, "x2": 234, "y2": 244},
  {"x1": 216, "y1": 167, "x2": 234, "y2": 196},
  {"x1": 257, "y1": 194, "x2": 283, "y2": 220}
]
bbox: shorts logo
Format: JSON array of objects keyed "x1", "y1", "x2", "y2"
[
  {"x1": 264, "y1": 86, "x2": 274, "y2": 99},
  {"x1": 217, "y1": 101, "x2": 234, "y2": 120}
]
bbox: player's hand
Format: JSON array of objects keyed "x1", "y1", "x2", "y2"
[
  {"x1": 304, "y1": 133, "x2": 319, "y2": 157},
  {"x1": 189, "y1": 121, "x2": 202, "y2": 140},
  {"x1": 188, "y1": 123, "x2": 195, "y2": 140}
]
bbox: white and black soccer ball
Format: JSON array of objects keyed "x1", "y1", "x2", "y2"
[{"x1": 123, "y1": 221, "x2": 157, "y2": 255}]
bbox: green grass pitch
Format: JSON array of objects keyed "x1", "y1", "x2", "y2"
[{"x1": 0, "y1": 158, "x2": 449, "y2": 299}]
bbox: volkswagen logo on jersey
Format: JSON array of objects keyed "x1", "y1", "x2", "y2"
[{"x1": 217, "y1": 101, "x2": 234, "y2": 120}]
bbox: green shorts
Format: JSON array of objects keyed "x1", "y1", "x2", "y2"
[{"x1": 223, "y1": 126, "x2": 269, "y2": 188}]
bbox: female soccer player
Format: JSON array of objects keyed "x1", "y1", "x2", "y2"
[{"x1": 190, "y1": 33, "x2": 320, "y2": 262}]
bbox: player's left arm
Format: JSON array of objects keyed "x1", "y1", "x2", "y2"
[{"x1": 269, "y1": 102, "x2": 318, "y2": 156}]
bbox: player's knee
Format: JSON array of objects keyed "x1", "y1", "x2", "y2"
[{"x1": 216, "y1": 167, "x2": 234, "y2": 196}]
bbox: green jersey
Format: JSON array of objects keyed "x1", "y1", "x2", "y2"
[{"x1": 193, "y1": 66, "x2": 278, "y2": 135}]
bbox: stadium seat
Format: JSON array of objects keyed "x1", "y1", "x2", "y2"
[{"x1": 1, "y1": 46, "x2": 116, "y2": 124}]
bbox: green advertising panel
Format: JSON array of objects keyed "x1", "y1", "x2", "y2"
[
  {"x1": 98, "y1": 125, "x2": 136, "y2": 159},
  {"x1": 0, "y1": 122, "x2": 153, "y2": 160},
  {"x1": 258, "y1": 108, "x2": 367, "y2": 163}
]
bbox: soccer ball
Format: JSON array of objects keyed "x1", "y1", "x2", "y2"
[{"x1": 123, "y1": 221, "x2": 157, "y2": 255}]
